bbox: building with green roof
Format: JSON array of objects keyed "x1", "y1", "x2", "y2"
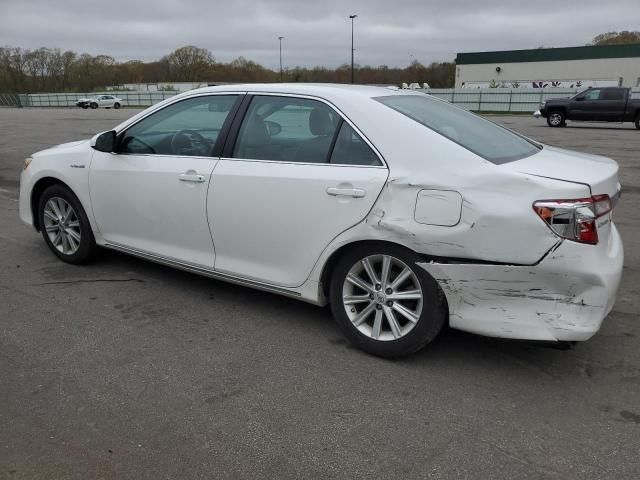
[{"x1": 455, "y1": 44, "x2": 640, "y2": 88}]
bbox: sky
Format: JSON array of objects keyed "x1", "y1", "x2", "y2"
[{"x1": 1, "y1": 0, "x2": 639, "y2": 68}]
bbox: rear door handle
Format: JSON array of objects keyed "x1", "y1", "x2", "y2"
[
  {"x1": 326, "y1": 187, "x2": 366, "y2": 198},
  {"x1": 178, "y1": 172, "x2": 206, "y2": 183}
]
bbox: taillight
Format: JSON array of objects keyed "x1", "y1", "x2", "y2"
[{"x1": 533, "y1": 195, "x2": 612, "y2": 245}]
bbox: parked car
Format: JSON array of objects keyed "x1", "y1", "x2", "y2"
[
  {"x1": 538, "y1": 87, "x2": 640, "y2": 128},
  {"x1": 76, "y1": 95, "x2": 123, "y2": 109},
  {"x1": 20, "y1": 84, "x2": 623, "y2": 357}
]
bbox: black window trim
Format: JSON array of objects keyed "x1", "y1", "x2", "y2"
[
  {"x1": 114, "y1": 92, "x2": 246, "y2": 159},
  {"x1": 220, "y1": 92, "x2": 387, "y2": 169}
]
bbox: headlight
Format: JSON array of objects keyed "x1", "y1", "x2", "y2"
[{"x1": 23, "y1": 157, "x2": 33, "y2": 170}]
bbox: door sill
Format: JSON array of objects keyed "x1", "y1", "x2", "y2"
[{"x1": 103, "y1": 242, "x2": 302, "y2": 299}]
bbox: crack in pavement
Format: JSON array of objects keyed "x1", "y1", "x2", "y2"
[{"x1": 31, "y1": 278, "x2": 145, "y2": 286}]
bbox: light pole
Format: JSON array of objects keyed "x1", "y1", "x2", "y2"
[
  {"x1": 349, "y1": 14, "x2": 357, "y2": 84},
  {"x1": 278, "y1": 36, "x2": 284, "y2": 82}
]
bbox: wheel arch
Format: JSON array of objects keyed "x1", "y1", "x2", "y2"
[
  {"x1": 320, "y1": 239, "x2": 450, "y2": 341},
  {"x1": 30, "y1": 176, "x2": 75, "y2": 231},
  {"x1": 547, "y1": 106, "x2": 567, "y2": 116}
]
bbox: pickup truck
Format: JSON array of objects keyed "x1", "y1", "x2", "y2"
[{"x1": 538, "y1": 87, "x2": 640, "y2": 129}]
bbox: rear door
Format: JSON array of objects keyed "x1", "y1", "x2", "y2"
[
  {"x1": 598, "y1": 88, "x2": 627, "y2": 121},
  {"x1": 207, "y1": 94, "x2": 388, "y2": 287}
]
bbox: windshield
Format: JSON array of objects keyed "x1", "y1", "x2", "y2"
[{"x1": 375, "y1": 95, "x2": 541, "y2": 164}]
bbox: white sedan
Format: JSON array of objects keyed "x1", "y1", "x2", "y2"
[
  {"x1": 76, "y1": 95, "x2": 123, "y2": 109},
  {"x1": 19, "y1": 84, "x2": 623, "y2": 358}
]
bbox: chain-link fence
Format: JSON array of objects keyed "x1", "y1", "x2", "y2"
[
  {"x1": 2, "y1": 88, "x2": 640, "y2": 112},
  {"x1": 420, "y1": 87, "x2": 640, "y2": 112},
  {"x1": 0, "y1": 94, "x2": 28, "y2": 107},
  {"x1": 0, "y1": 91, "x2": 179, "y2": 108}
]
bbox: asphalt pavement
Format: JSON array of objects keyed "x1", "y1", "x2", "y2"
[{"x1": 1, "y1": 107, "x2": 639, "y2": 479}]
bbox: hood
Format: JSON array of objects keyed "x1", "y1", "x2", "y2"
[
  {"x1": 33, "y1": 139, "x2": 91, "y2": 158},
  {"x1": 502, "y1": 145, "x2": 620, "y2": 198},
  {"x1": 543, "y1": 98, "x2": 571, "y2": 106}
]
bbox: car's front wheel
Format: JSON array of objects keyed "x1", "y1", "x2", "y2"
[
  {"x1": 329, "y1": 244, "x2": 446, "y2": 358},
  {"x1": 113, "y1": 102, "x2": 121, "y2": 109},
  {"x1": 635, "y1": 114, "x2": 640, "y2": 130},
  {"x1": 90, "y1": 102, "x2": 98, "y2": 109},
  {"x1": 38, "y1": 184, "x2": 98, "y2": 264},
  {"x1": 547, "y1": 110, "x2": 566, "y2": 127}
]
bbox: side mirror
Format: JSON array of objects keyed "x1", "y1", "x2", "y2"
[
  {"x1": 264, "y1": 121, "x2": 282, "y2": 137},
  {"x1": 91, "y1": 130, "x2": 116, "y2": 152}
]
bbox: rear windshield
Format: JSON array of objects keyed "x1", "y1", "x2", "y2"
[{"x1": 374, "y1": 95, "x2": 541, "y2": 164}]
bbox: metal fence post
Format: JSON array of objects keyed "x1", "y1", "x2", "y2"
[
  {"x1": 478, "y1": 90, "x2": 482, "y2": 112},
  {"x1": 508, "y1": 90, "x2": 513, "y2": 113}
]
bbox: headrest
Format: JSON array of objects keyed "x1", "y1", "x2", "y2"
[
  {"x1": 243, "y1": 117, "x2": 270, "y2": 146},
  {"x1": 309, "y1": 108, "x2": 334, "y2": 136}
]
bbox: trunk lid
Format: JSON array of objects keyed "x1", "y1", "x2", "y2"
[
  {"x1": 504, "y1": 145, "x2": 621, "y2": 247},
  {"x1": 504, "y1": 145, "x2": 621, "y2": 200}
]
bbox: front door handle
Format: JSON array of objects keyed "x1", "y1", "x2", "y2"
[
  {"x1": 178, "y1": 172, "x2": 206, "y2": 183},
  {"x1": 326, "y1": 187, "x2": 366, "y2": 198}
]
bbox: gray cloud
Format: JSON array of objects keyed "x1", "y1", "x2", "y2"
[{"x1": 1, "y1": 0, "x2": 638, "y2": 68}]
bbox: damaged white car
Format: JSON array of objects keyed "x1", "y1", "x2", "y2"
[{"x1": 19, "y1": 84, "x2": 623, "y2": 358}]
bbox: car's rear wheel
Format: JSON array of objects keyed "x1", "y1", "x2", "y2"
[
  {"x1": 81, "y1": 105, "x2": 88, "y2": 109},
  {"x1": 635, "y1": 114, "x2": 640, "y2": 130},
  {"x1": 329, "y1": 244, "x2": 446, "y2": 358},
  {"x1": 38, "y1": 184, "x2": 98, "y2": 264},
  {"x1": 90, "y1": 102, "x2": 98, "y2": 109},
  {"x1": 547, "y1": 110, "x2": 565, "y2": 127},
  {"x1": 113, "y1": 102, "x2": 121, "y2": 109}
]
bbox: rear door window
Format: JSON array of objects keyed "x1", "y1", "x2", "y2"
[
  {"x1": 330, "y1": 122, "x2": 381, "y2": 166},
  {"x1": 601, "y1": 89, "x2": 625, "y2": 101},
  {"x1": 232, "y1": 96, "x2": 340, "y2": 163}
]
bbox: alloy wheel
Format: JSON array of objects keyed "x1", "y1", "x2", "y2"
[
  {"x1": 43, "y1": 197, "x2": 81, "y2": 255},
  {"x1": 342, "y1": 254, "x2": 423, "y2": 341},
  {"x1": 549, "y1": 112, "x2": 563, "y2": 126}
]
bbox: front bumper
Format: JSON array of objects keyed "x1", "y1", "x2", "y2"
[{"x1": 419, "y1": 224, "x2": 623, "y2": 342}]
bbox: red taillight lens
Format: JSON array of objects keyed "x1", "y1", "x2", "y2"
[{"x1": 533, "y1": 195, "x2": 611, "y2": 245}]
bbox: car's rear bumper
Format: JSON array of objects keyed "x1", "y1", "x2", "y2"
[{"x1": 419, "y1": 223, "x2": 623, "y2": 342}]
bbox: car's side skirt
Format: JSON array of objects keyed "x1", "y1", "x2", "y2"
[{"x1": 103, "y1": 241, "x2": 307, "y2": 302}]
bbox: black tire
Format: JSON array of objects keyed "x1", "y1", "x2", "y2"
[
  {"x1": 81, "y1": 105, "x2": 88, "y2": 109},
  {"x1": 329, "y1": 243, "x2": 446, "y2": 358},
  {"x1": 38, "y1": 184, "x2": 98, "y2": 264},
  {"x1": 546, "y1": 110, "x2": 566, "y2": 127},
  {"x1": 113, "y1": 102, "x2": 121, "y2": 109},
  {"x1": 90, "y1": 102, "x2": 98, "y2": 109},
  {"x1": 635, "y1": 115, "x2": 640, "y2": 130}
]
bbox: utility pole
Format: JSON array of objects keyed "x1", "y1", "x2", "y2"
[
  {"x1": 278, "y1": 36, "x2": 284, "y2": 82},
  {"x1": 349, "y1": 14, "x2": 357, "y2": 84}
]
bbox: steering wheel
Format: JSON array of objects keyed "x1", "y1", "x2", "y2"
[{"x1": 170, "y1": 130, "x2": 211, "y2": 156}]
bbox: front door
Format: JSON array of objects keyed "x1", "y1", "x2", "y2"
[
  {"x1": 89, "y1": 94, "x2": 240, "y2": 267},
  {"x1": 208, "y1": 94, "x2": 388, "y2": 287},
  {"x1": 570, "y1": 88, "x2": 601, "y2": 120}
]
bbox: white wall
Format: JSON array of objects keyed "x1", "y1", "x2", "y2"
[{"x1": 456, "y1": 57, "x2": 640, "y2": 88}]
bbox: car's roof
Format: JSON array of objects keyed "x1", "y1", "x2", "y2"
[{"x1": 183, "y1": 83, "x2": 415, "y2": 101}]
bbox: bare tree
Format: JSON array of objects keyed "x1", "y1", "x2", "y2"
[
  {"x1": 592, "y1": 31, "x2": 640, "y2": 45},
  {"x1": 166, "y1": 46, "x2": 215, "y2": 81}
]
